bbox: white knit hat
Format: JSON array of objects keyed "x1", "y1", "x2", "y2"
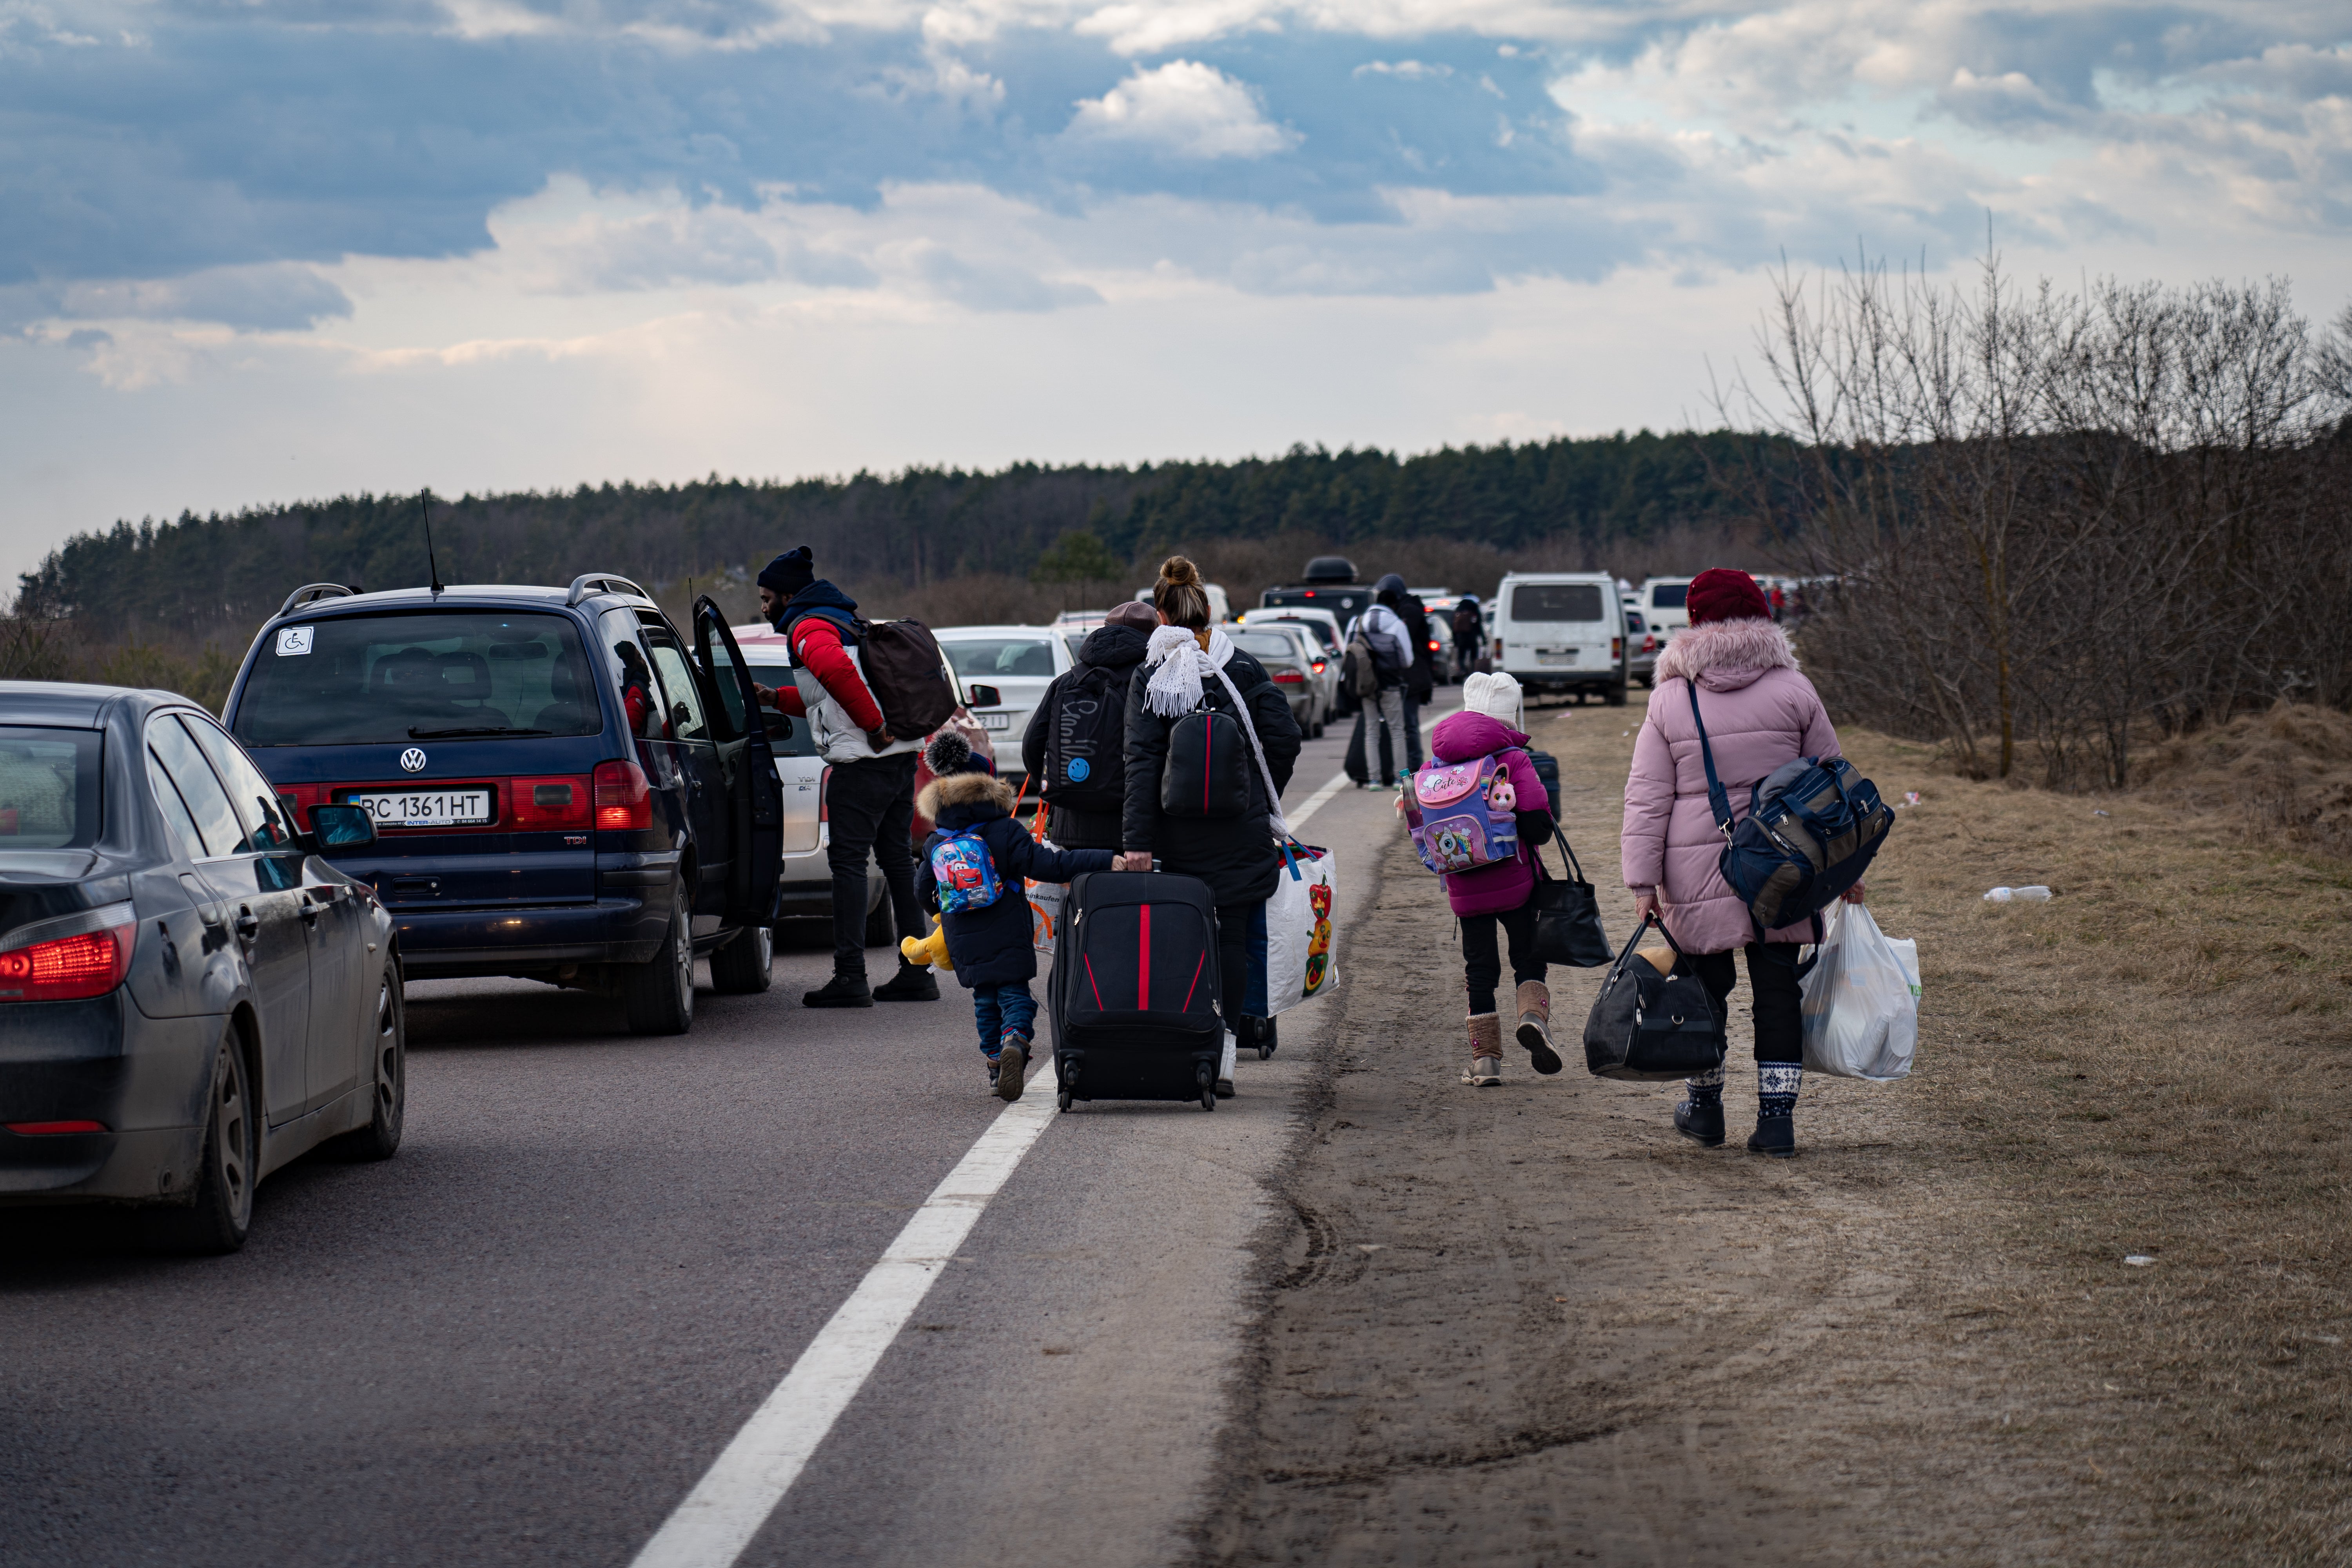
[{"x1": 1461, "y1": 670, "x2": 1524, "y2": 728}]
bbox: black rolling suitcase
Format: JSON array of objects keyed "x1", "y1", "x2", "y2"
[{"x1": 1051, "y1": 869, "x2": 1225, "y2": 1112}]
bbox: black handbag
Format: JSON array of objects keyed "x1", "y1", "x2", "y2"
[
  {"x1": 1580, "y1": 913, "x2": 1728, "y2": 1081},
  {"x1": 1528, "y1": 837, "x2": 1611, "y2": 968}
]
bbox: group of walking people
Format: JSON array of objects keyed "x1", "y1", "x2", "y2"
[{"x1": 757, "y1": 542, "x2": 1855, "y2": 1156}]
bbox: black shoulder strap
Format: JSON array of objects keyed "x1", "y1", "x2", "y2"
[{"x1": 1684, "y1": 682, "x2": 1736, "y2": 838}]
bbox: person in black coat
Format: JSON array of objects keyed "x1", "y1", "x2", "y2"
[
  {"x1": 915, "y1": 733, "x2": 1112, "y2": 1102},
  {"x1": 1020, "y1": 601, "x2": 1158, "y2": 851},
  {"x1": 1113, "y1": 557, "x2": 1304, "y2": 1093},
  {"x1": 1376, "y1": 573, "x2": 1436, "y2": 773}
]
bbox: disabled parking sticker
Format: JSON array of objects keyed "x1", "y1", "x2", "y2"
[{"x1": 276, "y1": 626, "x2": 315, "y2": 657}]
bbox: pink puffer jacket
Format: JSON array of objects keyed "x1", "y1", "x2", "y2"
[
  {"x1": 1621, "y1": 617, "x2": 1840, "y2": 954},
  {"x1": 1426, "y1": 711, "x2": 1550, "y2": 917}
]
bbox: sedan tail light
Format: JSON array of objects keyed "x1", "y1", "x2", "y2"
[
  {"x1": 1272, "y1": 669, "x2": 1306, "y2": 685},
  {"x1": 0, "y1": 903, "x2": 136, "y2": 1003},
  {"x1": 592, "y1": 760, "x2": 652, "y2": 831}
]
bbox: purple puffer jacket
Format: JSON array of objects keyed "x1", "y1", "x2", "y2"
[
  {"x1": 1426, "y1": 711, "x2": 1549, "y2": 917},
  {"x1": 1621, "y1": 617, "x2": 1840, "y2": 954}
]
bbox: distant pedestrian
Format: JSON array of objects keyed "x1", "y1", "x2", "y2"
[
  {"x1": 753, "y1": 546, "x2": 937, "y2": 1009},
  {"x1": 1452, "y1": 596, "x2": 1483, "y2": 679},
  {"x1": 1421, "y1": 672, "x2": 1563, "y2": 1087},
  {"x1": 1021, "y1": 601, "x2": 1157, "y2": 851},
  {"x1": 1389, "y1": 576, "x2": 1436, "y2": 766},
  {"x1": 1619, "y1": 568, "x2": 1863, "y2": 1158},
  {"x1": 1344, "y1": 583, "x2": 1414, "y2": 788},
  {"x1": 916, "y1": 732, "x2": 1112, "y2": 1101},
  {"x1": 1115, "y1": 556, "x2": 1303, "y2": 1094},
  {"x1": 1769, "y1": 583, "x2": 1787, "y2": 622}
]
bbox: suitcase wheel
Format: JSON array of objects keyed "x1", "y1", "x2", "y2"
[
  {"x1": 1256, "y1": 1044, "x2": 1272, "y2": 1060},
  {"x1": 1057, "y1": 1091, "x2": 1073, "y2": 1113},
  {"x1": 1197, "y1": 1063, "x2": 1216, "y2": 1112}
]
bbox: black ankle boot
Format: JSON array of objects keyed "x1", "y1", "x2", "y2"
[
  {"x1": 1747, "y1": 1116, "x2": 1796, "y2": 1158},
  {"x1": 872, "y1": 960, "x2": 939, "y2": 1002},
  {"x1": 1674, "y1": 1096, "x2": 1725, "y2": 1147},
  {"x1": 802, "y1": 970, "x2": 873, "y2": 1008}
]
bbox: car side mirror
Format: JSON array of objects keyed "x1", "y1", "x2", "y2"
[
  {"x1": 966, "y1": 684, "x2": 1002, "y2": 709},
  {"x1": 309, "y1": 802, "x2": 377, "y2": 850},
  {"x1": 763, "y1": 711, "x2": 793, "y2": 741}
]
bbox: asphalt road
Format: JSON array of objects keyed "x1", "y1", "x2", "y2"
[{"x1": 0, "y1": 701, "x2": 1452, "y2": 1568}]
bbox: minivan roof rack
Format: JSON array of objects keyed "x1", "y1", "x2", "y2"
[
  {"x1": 567, "y1": 573, "x2": 652, "y2": 607},
  {"x1": 278, "y1": 583, "x2": 356, "y2": 618}
]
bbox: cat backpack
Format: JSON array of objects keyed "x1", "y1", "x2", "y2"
[
  {"x1": 1404, "y1": 751, "x2": 1522, "y2": 874},
  {"x1": 927, "y1": 828, "x2": 1003, "y2": 913}
]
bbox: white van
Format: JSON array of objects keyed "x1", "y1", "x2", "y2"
[
  {"x1": 1639, "y1": 577, "x2": 1693, "y2": 642},
  {"x1": 1134, "y1": 583, "x2": 1232, "y2": 623},
  {"x1": 1494, "y1": 572, "x2": 1628, "y2": 705}
]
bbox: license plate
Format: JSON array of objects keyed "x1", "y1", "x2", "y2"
[
  {"x1": 978, "y1": 713, "x2": 1012, "y2": 731},
  {"x1": 346, "y1": 789, "x2": 493, "y2": 827},
  {"x1": 1535, "y1": 651, "x2": 1577, "y2": 666}
]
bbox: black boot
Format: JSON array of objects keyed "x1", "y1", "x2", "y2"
[
  {"x1": 1749, "y1": 1063, "x2": 1800, "y2": 1157},
  {"x1": 872, "y1": 960, "x2": 939, "y2": 1002},
  {"x1": 1674, "y1": 1097, "x2": 1725, "y2": 1147},
  {"x1": 802, "y1": 969, "x2": 873, "y2": 1008},
  {"x1": 1746, "y1": 1117, "x2": 1796, "y2": 1157}
]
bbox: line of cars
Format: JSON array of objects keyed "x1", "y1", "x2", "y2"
[{"x1": 0, "y1": 573, "x2": 1005, "y2": 1250}]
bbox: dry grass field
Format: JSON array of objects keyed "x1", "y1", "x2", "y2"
[{"x1": 1208, "y1": 693, "x2": 2352, "y2": 1566}]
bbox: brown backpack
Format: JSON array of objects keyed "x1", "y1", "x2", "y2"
[{"x1": 859, "y1": 617, "x2": 960, "y2": 739}]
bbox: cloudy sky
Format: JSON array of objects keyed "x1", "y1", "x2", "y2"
[{"x1": 4, "y1": 0, "x2": 2346, "y2": 584}]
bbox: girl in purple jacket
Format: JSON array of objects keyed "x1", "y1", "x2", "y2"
[{"x1": 1424, "y1": 673, "x2": 1564, "y2": 1087}]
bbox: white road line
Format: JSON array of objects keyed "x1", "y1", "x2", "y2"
[{"x1": 630, "y1": 1087, "x2": 1060, "y2": 1568}]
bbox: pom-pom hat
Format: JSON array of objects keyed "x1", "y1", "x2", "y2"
[{"x1": 1684, "y1": 568, "x2": 1771, "y2": 626}]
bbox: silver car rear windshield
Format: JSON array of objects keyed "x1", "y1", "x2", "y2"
[
  {"x1": 942, "y1": 639, "x2": 1056, "y2": 679},
  {"x1": 234, "y1": 611, "x2": 603, "y2": 746},
  {"x1": 1231, "y1": 632, "x2": 1303, "y2": 662},
  {"x1": 0, "y1": 727, "x2": 102, "y2": 849}
]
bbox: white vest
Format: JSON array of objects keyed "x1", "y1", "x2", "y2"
[{"x1": 790, "y1": 639, "x2": 922, "y2": 765}]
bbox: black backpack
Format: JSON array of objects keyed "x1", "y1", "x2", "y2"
[
  {"x1": 1161, "y1": 693, "x2": 1254, "y2": 819},
  {"x1": 1042, "y1": 664, "x2": 1129, "y2": 814},
  {"x1": 786, "y1": 608, "x2": 958, "y2": 741}
]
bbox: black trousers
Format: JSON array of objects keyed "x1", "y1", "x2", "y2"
[
  {"x1": 1461, "y1": 902, "x2": 1545, "y2": 1015},
  {"x1": 1681, "y1": 944, "x2": 1806, "y2": 1064},
  {"x1": 825, "y1": 752, "x2": 925, "y2": 971},
  {"x1": 1215, "y1": 901, "x2": 1255, "y2": 1051}
]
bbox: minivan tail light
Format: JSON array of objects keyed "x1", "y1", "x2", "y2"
[
  {"x1": 0, "y1": 904, "x2": 136, "y2": 1002},
  {"x1": 1612, "y1": 638, "x2": 1623, "y2": 660},
  {"x1": 592, "y1": 760, "x2": 652, "y2": 831},
  {"x1": 514, "y1": 775, "x2": 593, "y2": 830}
]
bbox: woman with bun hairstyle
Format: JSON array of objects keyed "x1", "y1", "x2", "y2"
[
  {"x1": 1620, "y1": 568, "x2": 1863, "y2": 1158},
  {"x1": 1115, "y1": 556, "x2": 1304, "y2": 1095}
]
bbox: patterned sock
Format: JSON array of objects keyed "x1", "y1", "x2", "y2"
[
  {"x1": 1685, "y1": 1065, "x2": 1725, "y2": 1107},
  {"x1": 1757, "y1": 1063, "x2": 1803, "y2": 1120}
]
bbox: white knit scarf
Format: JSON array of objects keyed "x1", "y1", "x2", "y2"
[{"x1": 1143, "y1": 624, "x2": 1288, "y2": 836}]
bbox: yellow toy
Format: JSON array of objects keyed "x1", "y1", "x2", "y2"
[{"x1": 899, "y1": 918, "x2": 953, "y2": 972}]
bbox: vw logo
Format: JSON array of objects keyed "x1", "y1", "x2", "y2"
[{"x1": 399, "y1": 748, "x2": 428, "y2": 773}]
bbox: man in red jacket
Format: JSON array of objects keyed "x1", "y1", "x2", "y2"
[{"x1": 754, "y1": 547, "x2": 938, "y2": 1008}]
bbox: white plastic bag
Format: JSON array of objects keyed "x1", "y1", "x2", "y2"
[
  {"x1": 1246, "y1": 842, "x2": 1338, "y2": 1017},
  {"x1": 1027, "y1": 877, "x2": 1065, "y2": 956},
  {"x1": 1799, "y1": 902, "x2": 1919, "y2": 1080}
]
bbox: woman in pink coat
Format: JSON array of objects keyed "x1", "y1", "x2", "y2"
[{"x1": 1621, "y1": 569, "x2": 1862, "y2": 1157}]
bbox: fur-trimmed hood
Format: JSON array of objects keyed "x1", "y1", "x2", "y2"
[
  {"x1": 1656, "y1": 616, "x2": 1797, "y2": 691},
  {"x1": 918, "y1": 768, "x2": 1015, "y2": 824}
]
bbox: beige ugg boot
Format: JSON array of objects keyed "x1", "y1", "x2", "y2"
[
  {"x1": 1463, "y1": 1012, "x2": 1504, "y2": 1087},
  {"x1": 1515, "y1": 980, "x2": 1563, "y2": 1074}
]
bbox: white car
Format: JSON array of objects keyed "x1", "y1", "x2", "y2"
[
  {"x1": 1638, "y1": 577, "x2": 1693, "y2": 645},
  {"x1": 933, "y1": 625, "x2": 1073, "y2": 785},
  {"x1": 1494, "y1": 571, "x2": 1630, "y2": 706},
  {"x1": 1133, "y1": 583, "x2": 1232, "y2": 623},
  {"x1": 731, "y1": 625, "x2": 890, "y2": 937}
]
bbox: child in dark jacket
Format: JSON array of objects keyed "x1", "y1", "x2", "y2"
[
  {"x1": 1423, "y1": 673, "x2": 1562, "y2": 1087},
  {"x1": 915, "y1": 733, "x2": 1113, "y2": 1102}
]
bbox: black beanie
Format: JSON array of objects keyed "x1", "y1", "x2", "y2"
[{"x1": 758, "y1": 547, "x2": 815, "y2": 597}]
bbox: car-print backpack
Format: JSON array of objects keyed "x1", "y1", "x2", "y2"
[
  {"x1": 927, "y1": 828, "x2": 1004, "y2": 913},
  {"x1": 1404, "y1": 751, "x2": 1522, "y2": 874}
]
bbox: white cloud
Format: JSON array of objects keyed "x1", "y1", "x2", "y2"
[
  {"x1": 1067, "y1": 60, "x2": 1299, "y2": 158},
  {"x1": 1354, "y1": 59, "x2": 1452, "y2": 79}
]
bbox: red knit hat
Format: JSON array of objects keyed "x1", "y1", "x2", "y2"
[{"x1": 1684, "y1": 568, "x2": 1771, "y2": 625}]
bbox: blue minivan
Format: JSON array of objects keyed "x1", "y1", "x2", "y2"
[{"x1": 221, "y1": 575, "x2": 784, "y2": 1035}]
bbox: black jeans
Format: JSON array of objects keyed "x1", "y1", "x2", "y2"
[
  {"x1": 1401, "y1": 692, "x2": 1424, "y2": 773},
  {"x1": 1461, "y1": 902, "x2": 1545, "y2": 1014},
  {"x1": 1216, "y1": 901, "x2": 1254, "y2": 1053},
  {"x1": 825, "y1": 752, "x2": 924, "y2": 972},
  {"x1": 1681, "y1": 944, "x2": 1806, "y2": 1064}
]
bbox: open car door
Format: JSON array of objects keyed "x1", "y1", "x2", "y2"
[{"x1": 692, "y1": 597, "x2": 785, "y2": 924}]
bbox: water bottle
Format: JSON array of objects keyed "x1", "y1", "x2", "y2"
[{"x1": 1982, "y1": 885, "x2": 2053, "y2": 903}]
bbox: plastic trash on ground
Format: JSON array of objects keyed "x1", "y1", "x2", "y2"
[
  {"x1": 1800, "y1": 902, "x2": 1919, "y2": 1081},
  {"x1": 1982, "y1": 885, "x2": 2053, "y2": 902}
]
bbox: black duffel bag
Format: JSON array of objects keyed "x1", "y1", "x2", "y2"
[
  {"x1": 1528, "y1": 837, "x2": 1611, "y2": 968},
  {"x1": 1581, "y1": 913, "x2": 1727, "y2": 1082}
]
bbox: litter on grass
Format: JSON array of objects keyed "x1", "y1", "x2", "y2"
[
  {"x1": 2125, "y1": 1255, "x2": 2157, "y2": 1266},
  {"x1": 1984, "y1": 886, "x2": 2054, "y2": 902}
]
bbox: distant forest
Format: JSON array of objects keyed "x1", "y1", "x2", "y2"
[{"x1": 15, "y1": 431, "x2": 1794, "y2": 652}]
